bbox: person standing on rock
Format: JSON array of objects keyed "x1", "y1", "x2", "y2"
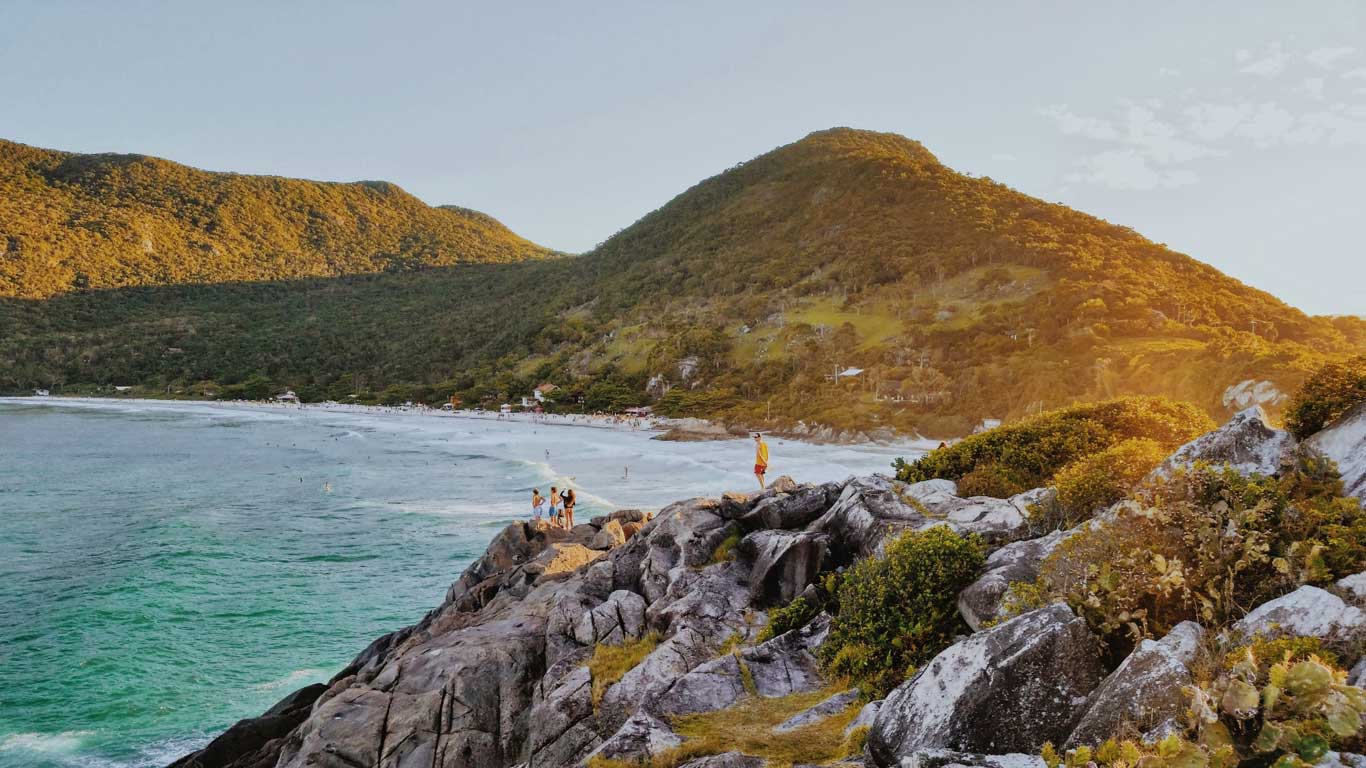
[
  {"x1": 753, "y1": 432, "x2": 769, "y2": 489},
  {"x1": 531, "y1": 488, "x2": 545, "y2": 523},
  {"x1": 549, "y1": 486, "x2": 563, "y2": 528},
  {"x1": 561, "y1": 488, "x2": 576, "y2": 530}
]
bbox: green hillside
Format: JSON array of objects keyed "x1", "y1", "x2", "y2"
[
  {"x1": 0, "y1": 139, "x2": 557, "y2": 298},
  {"x1": 3, "y1": 129, "x2": 1362, "y2": 435}
]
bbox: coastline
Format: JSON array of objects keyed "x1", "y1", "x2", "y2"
[{"x1": 3, "y1": 395, "x2": 942, "y2": 452}]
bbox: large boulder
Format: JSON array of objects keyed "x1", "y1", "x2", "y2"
[
  {"x1": 899, "y1": 750, "x2": 1047, "y2": 768},
  {"x1": 677, "y1": 753, "x2": 766, "y2": 768},
  {"x1": 868, "y1": 604, "x2": 1103, "y2": 765},
  {"x1": 1338, "y1": 571, "x2": 1366, "y2": 604},
  {"x1": 775, "y1": 688, "x2": 861, "y2": 733},
  {"x1": 809, "y1": 475, "x2": 932, "y2": 561},
  {"x1": 1066, "y1": 621, "x2": 1205, "y2": 748},
  {"x1": 1229, "y1": 585, "x2": 1365, "y2": 645},
  {"x1": 652, "y1": 615, "x2": 829, "y2": 718},
  {"x1": 1306, "y1": 401, "x2": 1366, "y2": 503},
  {"x1": 572, "y1": 589, "x2": 648, "y2": 646},
  {"x1": 589, "y1": 519, "x2": 628, "y2": 550},
  {"x1": 909, "y1": 482, "x2": 1046, "y2": 545},
  {"x1": 958, "y1": 531, "x2": 1066, "y2": 631},
  {"x1": 740, "y1": 482, "x2": 842, "y2": 530},
  {"x1": 581, "y1": 710, "x2": 682, "y2": 765},
  {"x1": 739, "y1": 530, "x2": 831, "y2": 607},
  {"x1": 1151, "y1": 406, "x2": 1295, "y2": 479}
]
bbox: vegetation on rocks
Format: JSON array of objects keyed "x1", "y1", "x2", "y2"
[
  {"x1": 1284, "y1": 355, "x2": 1366, "y2": 438},
  {"x1": 894, "y1": 396, "x2": 1214, "y2": 497},
  {"x1": 756, "y1": 595, "x2": 821, "y2": 644},
  {"x1": 821, "y1": 527, "x2": 985, "y2": 696},
  {"x1": 589, "y1": 632, "x2": 661, "y2": 711},
  {"x1": 1050, "y1": 437, "x2": 1169, "y2": 525},
  {"x1": 1028, "y1": 458, "x2": 1365, "y2": 656},
  {"x1": 1045, "y1": 652, "x2": 1365, "y2": 768}
]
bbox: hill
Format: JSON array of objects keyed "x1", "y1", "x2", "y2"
[
  {"x1": 3, "y1": 128, "x2": 1363, "y2": 434},
  {"x1": 0, "y1": 139, "x2": 557, "y2": 298}
]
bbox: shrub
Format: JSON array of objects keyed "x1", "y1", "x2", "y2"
[
  {"x1": 710, "y1": 525, "x2": 742, "y2": 564},
  {"x1": 588, "y1": 632, "x2": 661, "y2": 710},
  {"x1": 1048, "y1": 654, "x2": 1365, "y2": 767},
  {"x1": 1284, "y1": 355, "x2": 1366, "y2": 438},
  {"x1": 1037, "y1": 459, "x2": 1365, "y2": 656},
  {"x1": 757, "y1": 596, "x2": 820, "y2": 643},
  {"x1": 820, "y1": 527, "x2": 985, "y2": 696},
  {"x1": 893, "y1": 396, "x2": 1213, "y2": 497},
  {"x1": 1049, "y1": 437, "x2": 1169, "y2": 526}
]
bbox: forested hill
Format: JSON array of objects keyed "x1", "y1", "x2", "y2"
[
  {"x1": 3, "y1": 128, "x2": 1363, "y2": 435},
  {"x1": 0, "y1": 139, "x2": 557, "y2": 298}
]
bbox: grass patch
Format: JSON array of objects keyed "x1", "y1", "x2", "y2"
[
  {"x1": 709, "y1": 525, "x2": 742, "y2": 564},
  {"x1": 657, "y1": 686, "x2": 862, "y2": 767},
  {"x1": 588, "y1": 632, "x2": 661, "y2": 711}
]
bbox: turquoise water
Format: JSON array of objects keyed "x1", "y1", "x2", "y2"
[{"x1": 0, "y1": 399, "x2": 916, "y2": 767}]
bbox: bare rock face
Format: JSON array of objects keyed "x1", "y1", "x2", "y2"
[
  {"x1": 1307, "y1": 402, "x2": 1366, "y2": 504},
  {"x1": 868, "y1": 604, "x2": 1104, "y2": 765},
  {"x1": 589, "y1": 519, "x2": 628, "y2": 549},
  {"x1": 167, "y1": 683, "x2": 328, "y2": 768},
  {"x1": 1151, "y1": 406, "x2": 1295, "y2": 479},
  {"x1": 1338, "y1": 571, "x2": 1366, "y2": 604},
  {"x1": 740, "y1": 529, "x2": 831, "y2": 607},
  {"x1": 1066, "y1": 621, "x2": 1205, "y2": 748},
  {"x1": 740, "y1": 482, "x2": 843, "y2": 530},
  {"x1": 1229, "y1": 585, "x2": 1365, "y2": 645},
  {"x1": 899, "y1": 750, "x2": 1048, "y2": 768},
  {"x1": 774, "y1": 688, "x2": 861, "y2": 733},
  {"x1": 957, "y1": 530, "x2": 1066, "y2": 631},
  {"x1": 572, "y1": 589, "x2": 648, "y2": 646},
  {"x1": 581, "y1": 710, "x2": 682, "y2": 765},
  {"x1": 650, "y1": 614, "x2": 830, "y2": 718}
]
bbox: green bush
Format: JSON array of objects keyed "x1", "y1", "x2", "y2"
[
  {"x1": 757, "y1": 597, "x2": 820, "y2": 643},
  {"x1": 893, "y1": 396, "x2": 1213, "y2": 498},
  {"x1": 1037, "y1": 459, "x2": 1366, "y2": 656},
  {"x1": 820, "y1": 527, "x2": 985, "y2": 696},
  {"x1": 1284, "y1": 355, "x2": 1366, "y2": 438},
  {"x1": 1048, "y1": 437, "x2": 1169, "y2": 527}
]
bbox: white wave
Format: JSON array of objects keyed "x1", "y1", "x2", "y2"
[
  {"x1": 0, "y1": 730, "x2": 95, "y2": 754},
  {"x1": 251, "y1": 668, "x2": 331, "y2": 691}
]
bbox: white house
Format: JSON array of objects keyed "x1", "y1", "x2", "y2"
[
  {"x1": 274, "y1": 390, "x2": 299, "y2": 403},
  {"x1": 32, "y1": 388, "x2": 50, "y2": 397}
]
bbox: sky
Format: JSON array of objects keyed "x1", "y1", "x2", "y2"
[{"x1": 1, "y1": 1, "x2": 1363, "y2": 316}]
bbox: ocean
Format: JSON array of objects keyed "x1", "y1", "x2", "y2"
[{"x1": 0, "y1": 398, "x2": 920, "y2": 768}]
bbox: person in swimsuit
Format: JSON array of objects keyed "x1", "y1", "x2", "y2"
[
  {"x1": 753, "y1": 433, "x2": 769, "y2": 490},
  {"x1": 561, "y1": 488, "x2": 576, "y2": 529}
]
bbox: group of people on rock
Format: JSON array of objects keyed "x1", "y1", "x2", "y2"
[{"x1": 531, "y1": 486, "x2": 576, "y2": 529}]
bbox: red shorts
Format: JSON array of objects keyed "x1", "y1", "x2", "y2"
[{"x1": 754, "y1": 464, "x2": 768, "y2": 474}]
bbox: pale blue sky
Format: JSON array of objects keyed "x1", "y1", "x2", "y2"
[{"x1": 2, "y1": 1, "x2": 1363, "y2": 315}]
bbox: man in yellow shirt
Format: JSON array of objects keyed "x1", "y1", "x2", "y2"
[{"x1": 753, "y1": 432, "x2": 769, "y2": 490}]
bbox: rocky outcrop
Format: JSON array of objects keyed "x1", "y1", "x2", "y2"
[
  {"x1": 740, "y1": 530, "x2": 830, "y2": 606},
  {"x1": 677, "y1": 753, "x2": 766, "y2": 768},
  {"x1": 1228, "y1": 585, "x2": 1365, "y2": 645},
  {"x1": 958, "y1": 530, "x2": 1066, "y2": 631},
  {"x1": 1150, "y1": 406, "x2": 1295, "y2": 479},
  {"x1": 899, "y1": 750, "x2": 1047, "y2": 768},
  {"x1": 1338, "y1": 571, "x2": 1366, "y2": 604},
  {"x1": 868, "y1": 604, "x2": 1104, "y2": 765},
  {"x1": 1306, "y1": 401, "x2": 1366, "y2": 504},
  {"x1": 168, "y1": 683, "x2": 328, "y2": 768},
  {"x1": 1065, "y1": 621, "x2": 1204, "y2": 748},
  {"x1": 774, "y1": 688, "x2": 860, "y2": 733}
]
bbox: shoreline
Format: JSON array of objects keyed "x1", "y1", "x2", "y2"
[{"x1": 2, "y1": 395, "x2": 942, "y2": 452}]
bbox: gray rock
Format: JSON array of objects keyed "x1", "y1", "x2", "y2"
[
  {"x1": 868, "y1": 604, "x2": 1103, "y2": 763},
  {"x1": 1066, "y1": 621, "x2": 1205, "y2": 748},
  {"x1": 1305, "y1": 401, "x2": 1366, "y2": 503},
  {"x1": 740, "y1": 529, "x2": 830, "y2": 607},
  {"x1": 1229, "y1": 585, "x2": 1365, "y2": 645},
  {"x1": 652, "y1": 615, "x2": 830, "y2": 718},
  {"x1": 957, "y1": 531, "x2": 1066, "y2": 631},
  {"x1": 774, "y1": 688, "x2": 861, "y2": 733},
  {"x1": 526, "y1": 665, "x2": 600, "y2": 767},
  {"x1": 1336, "y1": 571, "x2": 1366, "y2": 604},
  {"x1": 740, "y1": 483, "x2": 841, "y2": 530},
  {"x1": 582, "y1": 710, "x2": 682, "y2": 764},
  {"x1": 1348, "y1": 657, "x2": 1364, "y2": 688},
  {"x1": 899, "y1": 749, "x2": 1047, "y2": 768},
  {"x1": 677, "y1": 752, "x2": 765, "y2": 768},
  {"x1": 572, "y1": 589, "x2": 648, "y2": 646},
  {"x1": 1151, "y1": 406, "x2": 1295, "y2": 479},
  {"x1": 845, "y1": 699, "x2": 881, "y2": 738},
  {"x1": 809, "y1": 475, "x2": 939, "y2": 561},
  {"x1": 589, "y1": 519, "x2": 627, "y2": 549}
]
